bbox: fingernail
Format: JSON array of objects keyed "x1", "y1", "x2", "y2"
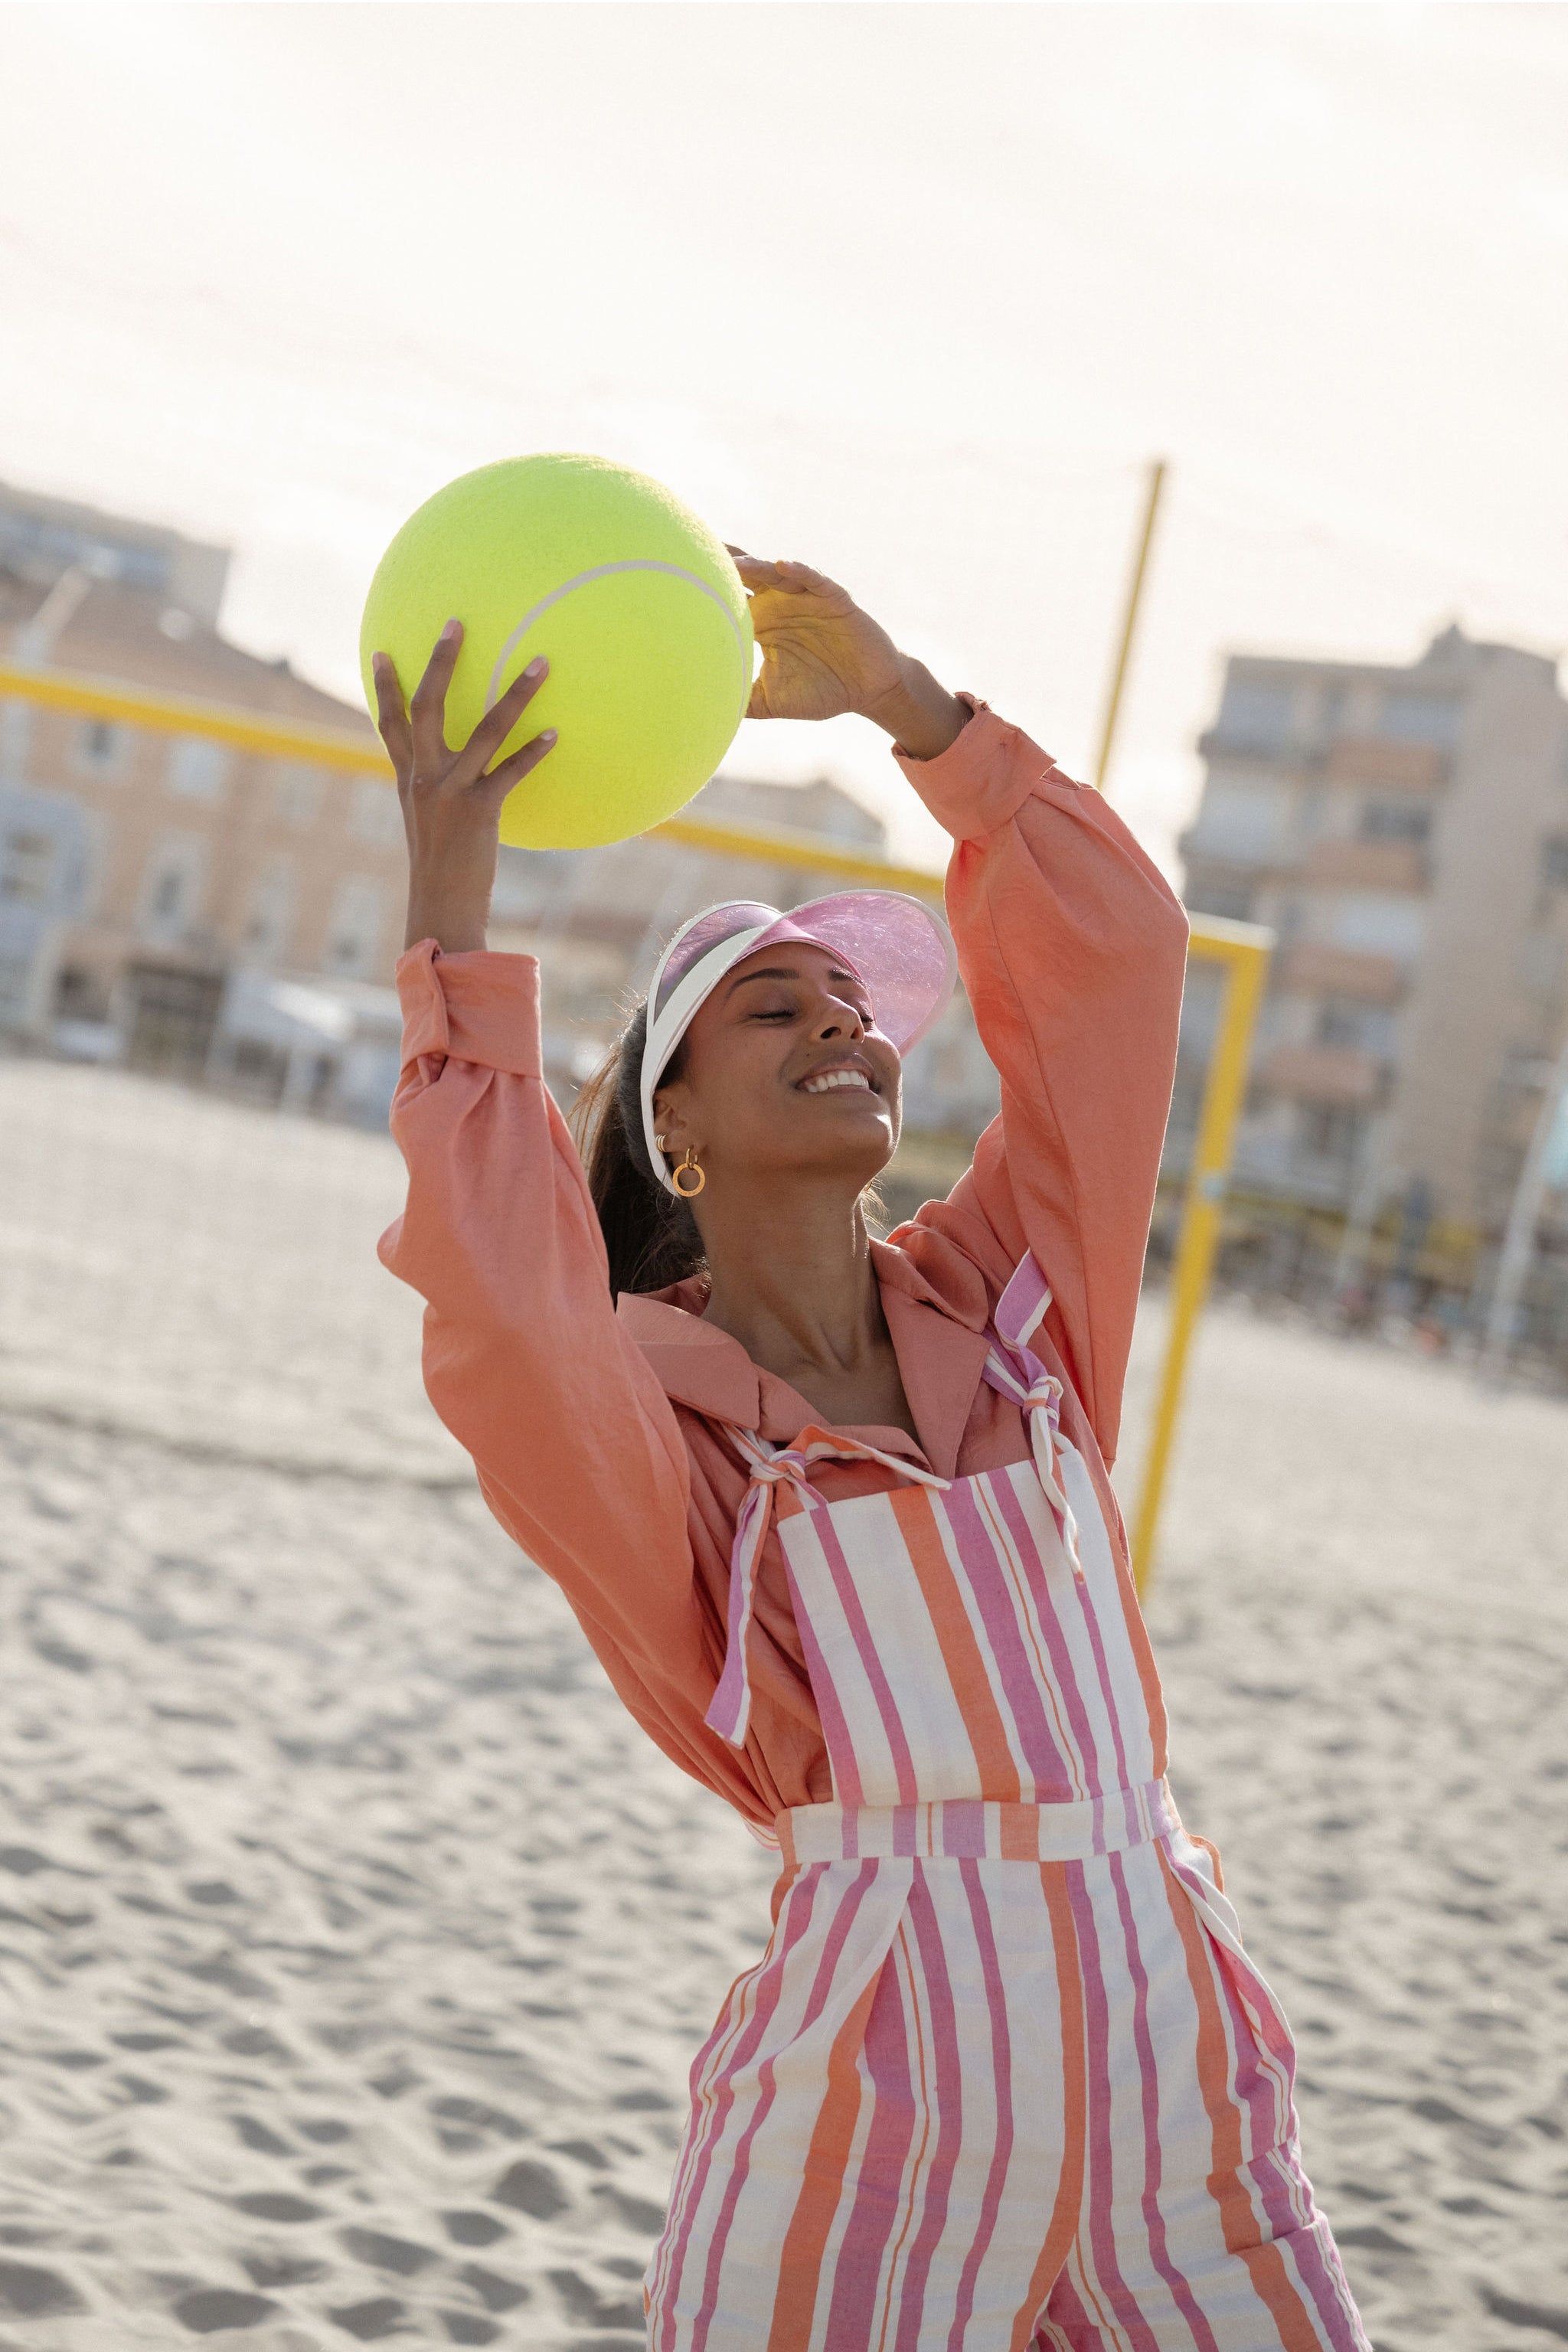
[
  {"x1": 524, "y1": 655, "x2": 547, "y2": 678},
  {"x1": 540, "y1": 728, "x2": 557, "y2": 743},
  {"x1": 441, "y1": 616, "x2": 460, "y2": 639}
]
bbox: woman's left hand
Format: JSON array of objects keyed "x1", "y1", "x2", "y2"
[{"x1": 728, "y1": 550, "x2": 968, "y2": 760}]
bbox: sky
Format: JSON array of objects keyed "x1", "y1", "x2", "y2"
[{"x1": 3, "y1": 1, "x2": 1566, "y2": 873}]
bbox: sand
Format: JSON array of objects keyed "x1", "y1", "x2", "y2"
[{"x1": 0, "y1": 1058, "x2": 1563, "y2": 2350}]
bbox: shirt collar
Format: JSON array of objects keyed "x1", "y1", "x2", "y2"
[{"x1": 616, "y1": 1242, "x2": 991, "y2": 1479}]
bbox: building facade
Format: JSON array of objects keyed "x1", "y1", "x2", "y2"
[
  {"x1": 1181, "y1": 626, "x2": 1568, "y2": 1303},
  {"x1": 0, "y1": 479, "x2": 405, "y2": 1102}
]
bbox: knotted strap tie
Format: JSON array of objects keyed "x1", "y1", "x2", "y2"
[
  {"x1": 705, "y1": 1426, "x2": 950, "y2": 1749},
  {"x1": 982, "y1": 1343, "x2": 1086, "y2": 1583}
]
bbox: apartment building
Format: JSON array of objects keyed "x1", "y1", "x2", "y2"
[
  {"x1": 0, "y1": 479, "x2": 404, "y2": 1106},
  {"x1": 1181, "y1": 626, "x2": 1568, "y2": 1276}
]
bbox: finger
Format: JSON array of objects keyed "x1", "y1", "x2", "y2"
[
  {"x1": 727, "y1": 547, "x2": 792, "y2": 589},
  {"x1": 409, "y1": 617, "x2": 462, "y2": 767},
  {"x1": 371, "y1": 652, "x2": 413, "y2": 775},
  {"x1": 449, "y1": 655, "x2": 550, "y2": 786},
  {"x1": 773, "y1": 557, "x2": 832, "y2": 589},
  {"x1": 482, "y1": 724, "x2": 559, "y2": 801}
]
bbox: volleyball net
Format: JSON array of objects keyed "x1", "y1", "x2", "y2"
[{"x1": 0, "y1": 659, "x2": 1272, "y2": 1586}]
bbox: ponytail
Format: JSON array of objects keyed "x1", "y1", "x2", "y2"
[{"x1": 569, "y1": 1000, "x2": 706, "y2": 1299}]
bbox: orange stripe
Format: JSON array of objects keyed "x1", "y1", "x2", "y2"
[
  {"x1": 766, "y1": 1969, "x2": 884, "y2": 2352},
  {"x1": 891, "y1": 1488, "x2": 1021, "y2": 1798},
  {"x1": 1009, "y1": 1867, "x2": 1086, "y2": 2352},
  {"x1": 1158, "y1": 1848, "x2": 1322, "y2": 2352}
]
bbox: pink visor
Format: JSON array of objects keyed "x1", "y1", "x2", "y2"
[{"x1": 641, "y1": 891, "x2": 957, "y2": 1195}]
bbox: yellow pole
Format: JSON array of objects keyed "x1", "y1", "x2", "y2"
[
  {"x1": 1094, "y1": 459, "x2": 1167, "y2": 794},
  {"x1": 0, "y1": 661, "x2": 390, "y2": 773},
  {"x1": 1129, "y1": 923, "x2": 1272, "y2": 1592}
]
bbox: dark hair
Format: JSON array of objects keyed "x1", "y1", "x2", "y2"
[{"x1": 570, "y1": 1001, "x2": 706, "y2": 1299}]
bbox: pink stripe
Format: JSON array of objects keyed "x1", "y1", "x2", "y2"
[
  {"x1": 1064, "y1": 1862, "x2": 1163, "y2": 2352},
  {"x1": 936, "y1": 1478, "x2": 1083, "y2": 1799},
  {"x1": 807, "y1": 1504, "x2": 922, "y2": 1806},
  {"x1": 1109, "y1": 1850, "x2": 1220, "y2": 2352},
  {"x1": 820, "y1": 1939, "x2": 918, "y2": 2349},
  {"x1": 890, "y1": 1873, "x2": 964, "y2": 2352},
  {"x1": 688, "y1": 1863, "x2": 885, "y2": 2352},
  {"x1": 704, "y1": 1485, "x2": 769, "y2": 1744},
  {"x1": 947, "y1": 1856, "x2": 1018, "y2": 2347},
  {"x1": 985, "y1": 1474, "x2": 1106, "y2": 1794},
  {"x1": 658, "y1": 1867, "x2": 825, "y2": 2347},
  {"x1": 781, "y1": 1547, "x2": 875, "y2": 1810},
  {"x1": 1008, "y1": 1455, "x2": 1138, "y2": 1806},
  {"x1": 995, "y1": 1252, "x2": 1051, "y2": 1351}
]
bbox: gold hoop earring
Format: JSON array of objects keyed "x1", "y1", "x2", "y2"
[{"x1": 672, "y1": 1146, "x2": 705, "y2": 1199}]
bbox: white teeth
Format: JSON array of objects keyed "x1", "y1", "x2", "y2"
[{"x1": 802, "y1": 1069, "x2": 872, "y2": 1094}]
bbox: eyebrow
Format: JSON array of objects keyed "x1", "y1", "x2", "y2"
[{"x1": 726, "y1": 964, "x2": 867, "y2": 998}]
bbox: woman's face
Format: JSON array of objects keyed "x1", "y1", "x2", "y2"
[{"x1": 652, "y1": 942, "x2": 902, "y2": 1191}]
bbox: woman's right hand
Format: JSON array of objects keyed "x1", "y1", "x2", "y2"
[{"x1": 372, "y1": 620, "x2": 557, "y2": 954}]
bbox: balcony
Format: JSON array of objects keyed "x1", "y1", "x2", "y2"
[
  {"x1": 1300, "y1": 838, "x2": 1428, "y2": 892},
  {"x1": 1326, "y1": 737, "x2": 1446, "y2": 792},
  {"x1": 1257, "y1": 1043, "x2": 1384, "y2": 1106},
  {"x1": 1276, "y1": 942, "x2": 1406, "y2": 1004}
]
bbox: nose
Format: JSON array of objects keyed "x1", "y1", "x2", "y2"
[{"x1": 812, "y1": 994, "x2": 866, "y2": 1041}]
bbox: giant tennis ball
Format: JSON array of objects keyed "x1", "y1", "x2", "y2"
[{"x1": 359, "y1": 454, "x2": 753, "y2": 850}]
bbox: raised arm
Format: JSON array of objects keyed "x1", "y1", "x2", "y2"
[
  {"x1": 895, "y1": 707, "x2": 1189, "y2": 1466},
  {"x1": 369, "y1": 627, "x2": 716, "y2": 1786}
]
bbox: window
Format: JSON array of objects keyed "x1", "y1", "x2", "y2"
[
  {"x1": 1187, "y1": 779, "x2": 1290, "y2": 863},
  {"x1": 75, "y1": 717, "x2": 130, "y2": 779},
  {"x1": 243, "y1": 857, "x2": 296, "y2": 964},
  {"x1": 1315, "y1": 1000, "x2": 1396, "y2": 1057},
  {"x1": 0, "y1": 950, "x2": 32, "y2": 1029},
  {"x1": 137, "y1": 833, "x2": 207, "y2": 946},
  {"x1": 0, "y1": 828, "x2": 54, "y2": 904},
  {"x1": 1331, "y1": 895, "x2": 1426, "y2": 960},
  {"x1": 1215, "y1": 681, "x2": 1294, "y2": 751},
  {"x1": 322, "y1": 876, "x2": 387, "y2": 977},
  {"x1": 168, "y1": 737, "x2": 230, "y2": 803},
  {"x1": 1361, "y1": 798, "x2": 1432, "y2": 844},
  {"x1": 1378, "y1": 694, "x2": 1459, "y2": 750},
  {"x1": 273, "y1": 761, "x2": 324, "y2": 828},
  {"x1": 1298, "y1": 1103, "x2": 1364, "y2": 1164},
  {"x1": 349, "y1": 779, "x2": 404, "y2": 848},
  {"x1": 1187, "y1": 882, "x2": 1255, "y2": 923}
]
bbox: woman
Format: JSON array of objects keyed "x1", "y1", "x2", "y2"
[{"x1": 373, "y1": 556, "x2": 1367, "y2": 2352}]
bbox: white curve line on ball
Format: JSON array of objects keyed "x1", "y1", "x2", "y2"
[{"x1": 485, "y1": 560, "x2": 750, "y2": 721}]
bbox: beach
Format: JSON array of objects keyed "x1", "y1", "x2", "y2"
[{"x1": 0, "y1": 1060, "x2": 1563, "y2": 2349}]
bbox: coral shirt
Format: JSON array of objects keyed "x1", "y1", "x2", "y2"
[{"x1": 379, "y1": 698, "x2": 1188, "y2": 1834}]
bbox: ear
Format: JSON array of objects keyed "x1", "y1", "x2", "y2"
[{"x1": 651, "y1": 1075, "x2": 696, "y2": 1156}]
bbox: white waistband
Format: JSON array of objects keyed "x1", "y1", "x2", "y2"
[{"x1": 775, "y1": 1776, "x2": 1182, "y2": 1867}]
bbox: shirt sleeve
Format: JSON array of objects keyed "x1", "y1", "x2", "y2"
[
  {"x1": 890, "y1": 700, "x2": 1188, "y2": 1467},
  {"x1": 377, "y1": 942, "x2": 725, "y2": 1784}
]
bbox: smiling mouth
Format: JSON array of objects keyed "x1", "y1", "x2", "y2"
[{"x1": 799, "y1": 1069, "x2": 877, "y2": 1096}]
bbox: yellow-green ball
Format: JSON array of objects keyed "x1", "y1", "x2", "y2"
[{"x1": 359, "y1": 453, "x2": 753, "y2": 851}]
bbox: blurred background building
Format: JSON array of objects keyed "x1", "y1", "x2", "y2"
[
  {"x1": 0, "y1": 476, "x2": 998, "y2": 1199},
  {"x1": 1175, "y1": 626, "x2": 1568, "y2": 1351}
]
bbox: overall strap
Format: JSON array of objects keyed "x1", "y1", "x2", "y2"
[
  {"x1": 982, "y1": 1254, "x2": 1086, "y2": 1583},
  {"x1": 705, "y1": 1426, "x2": 950, "y2": 1750}
]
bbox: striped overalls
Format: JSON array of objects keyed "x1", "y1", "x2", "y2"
[{"x1": 645, "y1": 1258, "x2": 1367, "y2": 2352}]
